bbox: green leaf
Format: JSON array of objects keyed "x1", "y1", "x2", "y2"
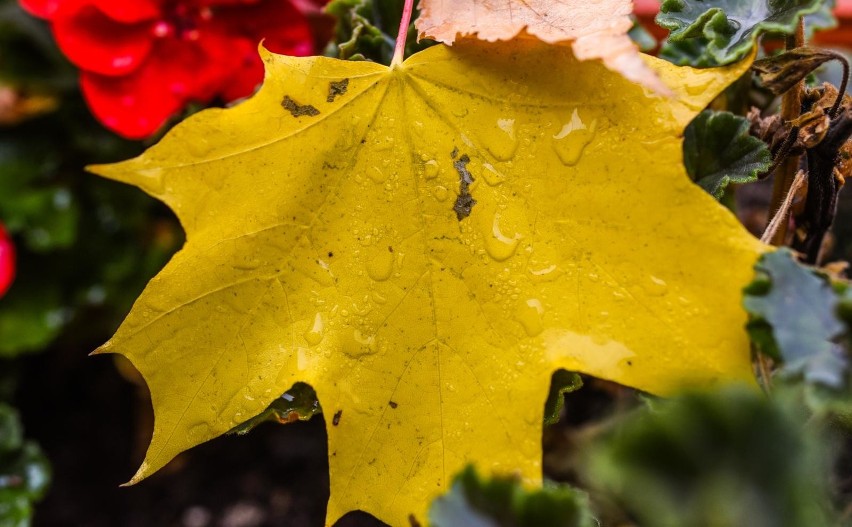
[
  {"x1": 683, "y1": 110, "x2": 771, "y2": 198},
  {"x1": 0, "y1": 279, "x2": 65, "y2": 358},
  {"x1": 657, "y1": 0, "x2": 824, "y2": 67},
  {"x1": 743, "y1": 249, "x2": 849, "y2": 388},
  {"x1": 429, "y1": 465, "x2": 596, "y2": 527},
  {"x1": 0, "y1": 404, "x2": 51, "y2": 527},
  {"x1": 228, "y1": 382, "x2": 321, "y2": 435},
  {"x1": 544, "y1": 370, "x2": 583, "y2": 426},
  {"x1": 584, "y1": 388, "x2": 835, "y2": 527},
  {"x1": 325, "y1": 0, "x2": 435, "y2": 64},
  {"x1": 629, "y1": 16, "x2": 658, "y2": 53},
  {"x1": 804, "y1": 0, "x2": 837, "y2": 38}
]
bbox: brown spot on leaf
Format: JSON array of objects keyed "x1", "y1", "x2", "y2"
[
  {"x1": 389, "y1": 401, "x2": 398, "y2": 408},
  {"x1": 332, "y1": 410, "x2": 342, "y2": 426},
  {"x1": 327, "y1": 79, "x2": 350, "y2": 103},
  {"x1": 452, "y1": 151, "x2": 476, "y2": 220},
  {"x1": 282, "y1": 95, "x2": 320, "y2": 117}
]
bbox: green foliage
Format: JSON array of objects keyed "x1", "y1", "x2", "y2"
[
  {"x1": 683, "y1": 110, "x2": 772, "y2": 198},
  {"x1": 430, "y1": 465, "x2": 596, "y2": 527},
  {"x1": 657, "y1": 0, "x2": 824, "y2": 67},
  {"x1": 744, "y1": 250, "x2": 849, "y2": 387},
  {"x1": 228, "y1": 383, "x2": 322, "y2": 435},
  {"x1": 628, "y1": 16, "x2": 658, "y2": 53},
  {"x1": 0, "y1": 404, "x2": 50, "y2": 527},
  {"x1": 584, "y1": 388, "x2": 835, "y2": 527},
  {"x1": 544, "y1": 371, "x2": 583, "y2": 426},
  {"x1": 325, "y1": 0, "x2": 435, "y2": 63},
  {"x1": 0, "y1": 0, "x2": 180, "y2": 358}
]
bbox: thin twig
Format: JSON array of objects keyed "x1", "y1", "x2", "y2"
[
  {"x1": 829, "y1": 51, "x2": 850, "y2": 118},
  {"x1": 761, "y1": 170, "x2": 807, "y2": 244},
  {"x1": 767, "y1": 17, "x2": 806, "y2": 246},
  {"x1": 760, "y1": 126, "x2": 800, "y2": 179}
]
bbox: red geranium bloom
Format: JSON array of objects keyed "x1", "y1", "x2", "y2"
[
  {"x1": 20, "y1": 0, "x2": 328, "y2": 139},
  {"x1": 0, "y1": 225, "x2": 15, "y2": 298}
]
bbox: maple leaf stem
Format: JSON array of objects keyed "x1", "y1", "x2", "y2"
[{"x1": 391, "y1": 0, "x2": 415, "y2": 67}]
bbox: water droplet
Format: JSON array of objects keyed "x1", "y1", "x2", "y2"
[
  {"x1": 529, "y1": 264, "x2": 557, "y2": 278},
  {"x1": 366, "y1": 248, "x2": 394, "y2": 281},
  {"x1": 486, "y1": 117, "x2": 519, "y2": 161},
  {"x1": 434, "y1": 185, "x2": 449, "y2": 201},
  {"x1": 481, "y1": 162, "x2": 506, "y2": 186},
  {"x1": 516, "y1": 298, "x2": 544, "y2": 337},
  {"x1": 304, "y1": 312, "x2": 325, "y2": 345},
  {"x1": 643, "y1": 276, "x2": 668, "y2": 297},
  {"x1": 343, "y1": 329, "x2": 378, "y2": 358},
  {"x1": 233, "y1": 258, "x2": 261, "y2": 271},
  {"x1": 552, "y1": 109, "x2": 598, "y2": 166},
  {"x1": 188, "y1": 423, "x2": 210, "y2": 443},
  {"x1": 368, "y1": 166, "x2": 387, "y2": 183},
  {"x1": 684, "y1": 78, "x2": 713, "y2": 97},
  {"x1": 423, "y1": 160, "x2": 439, "y2": 180},
  {"x1": 484, "y1": 213, "x2": 521, "y2": 262}
]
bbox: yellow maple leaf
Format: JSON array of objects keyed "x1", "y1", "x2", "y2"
[{"x1": 90, "y1": 39, "x2": 763, "y2": 526}]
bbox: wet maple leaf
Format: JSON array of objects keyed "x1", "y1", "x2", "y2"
[
  {"x1": 415, "y1": 0, "x2": 668, "y2": 93},
  {"x1": 90, "y1": 40, "x2": 762, "y2": 526}
]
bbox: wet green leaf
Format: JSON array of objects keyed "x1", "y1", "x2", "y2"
[
  {"x1": 743, "y1": 249, "x2": 849, "y2": 388},
  {"x1": 683, "y1": 110, "x2": 771, "y2": 198},
  {"x1": 325, "y1": 0, "x2": 435, "y2": 64},
  {"x1": 544, "y1": 370, "x2": 583, "y2": 426},
  {"x1": 629, "y1": 16, "x2": 658, "y2": 53},
  {"x1": 228, "y1": 383, "x2": 321, "y2": 435},
  {"x1": 430, "y1": 465, "x2": 596, "y2": 527},
  {"x1": 584, "y1": 388, "x2": 835, "y2": 527},
  {"x1": 657, "y1": 0, "x2": 823, "y2": 67},
  {"x1": 0, "y1": 404, "x2": 50, "y2": 527}
]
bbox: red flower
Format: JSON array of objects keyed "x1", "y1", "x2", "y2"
[
  {"x1": 0, "y1": 225, "x2": 15, "y2": 298},
  {"x1": 20, "y1": 0, "x2": 328, "y2": 139}
]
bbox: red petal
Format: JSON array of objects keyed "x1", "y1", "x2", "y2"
[
  {"x1": 87, "y1": 0, "x2": 161, "y2": 23},
  {"x1": 19, "y1": 0, "x2": 61, "y2": 19},
  {"x1": 80, "y1": 37, "x2": 213, "y2": 139},
  {"x1": 204, "y1": 35, "x2": 263, "y2": 101},
  {"x1": 0, "y1": 225, "x2": 15, "y2": 299},
  {"x1": 220, "y1": 0, "x2": 314, "y2": 57},
  {"x1": 52, "y1": 0, "x2": 153, "y2": 76}
]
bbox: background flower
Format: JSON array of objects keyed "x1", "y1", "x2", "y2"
[
  {"x1": 0, "y1": 225, "x2": 15, "y2": 298},
  {"x1": 19, "y1": 0, "x2": 328, "y2": 139}
]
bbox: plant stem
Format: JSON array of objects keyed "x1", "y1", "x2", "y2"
[
  {"x1": 767, "y1": 18, "x2": 806, "y2": 246},
  {"x1": 391, "y1": 0, "x2": 415, "y2": 67}
]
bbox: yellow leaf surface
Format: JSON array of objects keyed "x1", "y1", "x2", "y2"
[
  {"x1": 91, "y1": 40, "x2": 763, "y2": 526},
  {"x1": 415, "y1": 0, "x2": 668, "y2": 93}
]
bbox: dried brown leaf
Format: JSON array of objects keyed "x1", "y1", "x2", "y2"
[{"x1": 414, "y1": 0, "x2": 668, "y2": 93}]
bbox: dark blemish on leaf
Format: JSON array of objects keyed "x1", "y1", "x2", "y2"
[
  {"x1": 388, "y1": 246, "x2": 393, "y2": 253},
  {"x1": 332, "y1": 410, "x2": 342, "y2": 426},
  {"x1": 451, "y1": 147, "x2": 459, "y2": 159},
  {"x1": 389, "y1": 401, "x2": 398, "y2": 408},
  {"x1": 408, "y1": 514, "x2": 422, "y2": 527},
  {"x1": 452, "y1": 152, "x2": 477, "y2": 221},
  {"x1": 327, "y1": 78, "x2": 349, "y2": 102},
  {"x1": 282, "y1": 95, "x2": 320, "y2": 117},
  {"x1": 627, "y1": 360, "x2": 633, "y2": 366},
  {"x1": 328, "y1": 251, "x2": 334, "y2": 258}
]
